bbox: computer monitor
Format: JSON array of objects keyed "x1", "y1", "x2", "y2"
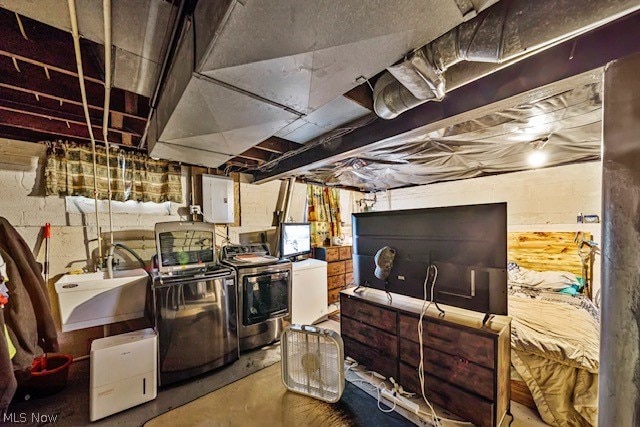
[{"x1": 280, "y1": 223, "x2": 311, "y2": 259}]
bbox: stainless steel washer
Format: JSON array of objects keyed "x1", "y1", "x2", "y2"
[{"x1": 152, "y1": 221, "x2": 239, "y2": 385}]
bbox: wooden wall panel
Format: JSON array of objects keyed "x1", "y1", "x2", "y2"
[{"x1": 507, "y1": 231, "x2": 591, "y2": 275}]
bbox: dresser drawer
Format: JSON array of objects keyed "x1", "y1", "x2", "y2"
[
  {"x1": 327, "y1": 261, "x2": 346, "y2": 276},
  {"x1": 341, "y1": 316, "x2": 397, "y2": 358},
  {"x1": 344, "y1": 260, "x2": 353, "y2": 273},
  {"x1": 400, "y1": 363, "x2": 494, "y2": 427},
  {"x1": 341, "y1": 296, "x2": 396, "y2": 334},
  {"x1": 344, "y1": 336, "x2": 397, "y2": 381},
  {"x1": 328, "y1": 274, "x2": 345, "y2": 290},
  {"x1": 345, "y1": 272, "x2": 354, "y2": 286},
  {"x1": 339, "y1": 246, "x2": 352, "y2": 260},
  {"x1": 400, "y1": 339, "x2": 494, "y2": 400},
  {"x1": 314, "y1": 246, "x2": 340, "y2": 262},
  {"x1": 399, "y1": 314, "x2": 495, "y2": 369}
]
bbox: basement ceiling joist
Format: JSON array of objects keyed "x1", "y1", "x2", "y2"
[
  {"x1": 0, "y1": 8, "x2": 151, "y2": 148},
  {"x1": 0, "y1": 8, "x2": 103, "y2": 82},
  {"x1": 0, "y1": 57, "x2": 149, "y2": 120},
  {"x1": 252, "y1": 10, "x2": 640, "y2": 186}
]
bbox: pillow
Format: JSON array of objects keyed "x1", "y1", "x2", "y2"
[{"x1": 508, "y1": 264, "x2": 579, "y2": 291}]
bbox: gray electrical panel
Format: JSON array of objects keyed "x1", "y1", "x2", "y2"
[{"x1": 202, "y1": 174, "x2": 235, "y2": 224}]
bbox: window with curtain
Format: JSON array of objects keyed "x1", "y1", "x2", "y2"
[
  {"x1": 45, "y1": 141, "x2": 183, "y2": 203},
  {"x1": 306, "y1": 184, "x2": 342, "y2": 247}
]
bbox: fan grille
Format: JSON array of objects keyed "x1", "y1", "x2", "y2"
[{"x1": 282, "y1": 326, "x2": 344, "y2": 403}]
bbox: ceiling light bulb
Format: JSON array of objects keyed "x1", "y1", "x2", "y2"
[{"x1": 528, "y1": 150, "x2": 547, "y2": 168}]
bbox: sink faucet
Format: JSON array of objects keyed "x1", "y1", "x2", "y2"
[{"x1": 105, "y1": 243, "x2": 148, "y2": 279}]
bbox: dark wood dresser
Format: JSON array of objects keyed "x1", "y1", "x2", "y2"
[
  {"x1": 340, "y1": 287, "x2": 511, "y2": 427},
  {"x1": 313, "y1": 245, "x2": 353, "y2": 304}
]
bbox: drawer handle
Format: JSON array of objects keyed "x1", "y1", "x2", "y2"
[
  {"x1": 456, "y1": 356, "x2": 469, "y2": 364},
  {"x1": 357, "y1": 309, "x2": 371, "y2": 317}
]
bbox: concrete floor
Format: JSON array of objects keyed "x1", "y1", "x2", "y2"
[
  {"x1": 5, "y1": 316, "x2": 549, "y2": 427},
  {"x1": 6, "y1": 342, "x2": 282, "y2": 426}
]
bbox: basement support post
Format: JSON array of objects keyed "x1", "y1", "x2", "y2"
[{"x1": 600, "y1": 51, "x2": 640, "y2": 425}]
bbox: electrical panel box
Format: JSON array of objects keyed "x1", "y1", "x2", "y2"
[{"x1": 202, "y1": 174, "x2": 235, "y2": 224}]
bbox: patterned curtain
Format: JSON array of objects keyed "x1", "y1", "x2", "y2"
[
  {"x1": 307, "y1": 184, "x2": 342, "y2": 247},
  {"x1": 45, "y1": 142, "x2": 183, "y2": 203}
]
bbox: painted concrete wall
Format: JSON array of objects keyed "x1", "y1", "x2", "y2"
[
  {"x1": 372, "y1": 162, "x2": 601, "y2": 225},
  {"x1": 370, "y1": 162, "x2": 603, "y2": 298},
  {"x1": 0, "y1": 138, "x2": 359, "y2": 356},
  {"x1": 599, "y1": 52, "x2": 640, "y2": 425}
]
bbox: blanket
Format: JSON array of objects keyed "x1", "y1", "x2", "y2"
[
  {"x1": 0, "y1": 308, "x2": 16, "y2": 414},
  {"x1": 0, "y1": 218, "x2": 58, "y2": 411},
  {"x1": 509, "y1": 295, "x2": 599, "y2": 427}
]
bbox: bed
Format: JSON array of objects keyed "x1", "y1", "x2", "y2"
[{"x1": 507, "y1": 231, "x2": 599, "y2": 427}]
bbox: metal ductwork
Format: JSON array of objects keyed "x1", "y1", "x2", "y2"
[
  {"x1": 148, "y1": 0, "x2": 481, "y2": 168},
  {"x1": 374, "y1": 0, "x2": 640, "y2": 119}
]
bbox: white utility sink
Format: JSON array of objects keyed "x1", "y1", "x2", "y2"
[{"x1": 54, "y1": 269, "x2": 149, "y2": 332}]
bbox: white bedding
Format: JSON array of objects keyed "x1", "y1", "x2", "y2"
[
  {"x1": 508, "y1": 264, "x2": 579, "y2": 291},
  {"x1": 509, "y1": 293, "x2": 599, "y2": 427}
]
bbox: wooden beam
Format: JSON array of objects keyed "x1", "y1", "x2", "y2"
[
  {"x1": 255, "y1": 137, "x2": 299, "y2": 154},
  {"x1": 0, "y1": 86, "x2": 146, "y2": 136},
  {"x1": 0, "y1": 57, "x2": 150, "y2": 120},
  {"x1": 0, "y1": 125, "x2": 62, "y2": 144},
  {"x1": 343, "y1": 83, "x2": 374, "y2": 111},
  {"x1": 124, "y1": 92, "x2": 138, "y2": 115},
  {"x1": 235, "y1": 147, "x2": 273, "y2": 162},
  {"x1": 0, "y1": 99, "x2": 141, "y2": 138},
  {"x1": 110, "y1": 112, "x2": 124, "y2": 129},
  {"x1": 0, "y1": 125, "x2": 143, "y2": 152},
  {"x1": 0, "y1": 109, "x2": 139, "y2": 145},
  {"x1": 0, "y1": 9, "x2": 103, "y2": 82},
  {"x1": 225, "y1": 158, "x2": 260, "y2": 168}
]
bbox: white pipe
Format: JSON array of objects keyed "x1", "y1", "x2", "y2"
[
  {"x1": 67, "y1": 0, "x2": 103, "y2": 263},
  {"x1": 103, "y1": 0, "x2": 114, "y2": 251}
]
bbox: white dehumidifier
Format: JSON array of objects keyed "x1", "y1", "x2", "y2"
[{"x1": 90, "y1": 328, "x2": 157, "y2": 421}]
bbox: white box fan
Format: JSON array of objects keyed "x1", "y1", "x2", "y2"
[{"x1": 281, "y1": 325, "x2": 345, "y2": 403}]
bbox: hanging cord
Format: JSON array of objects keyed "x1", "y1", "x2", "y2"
[
  {"x1": 345, "y1": 353, "x2": 472, "y2": 425},
  {"x1": 418, "y1": 264, "x2": 441, "y2": 426}
]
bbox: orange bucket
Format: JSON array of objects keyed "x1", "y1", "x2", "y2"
[{"x1": 16, "y1": 353, "x2": 73, "y2": 400}]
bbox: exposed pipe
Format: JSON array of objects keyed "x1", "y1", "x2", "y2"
[
  {"x1": 103, "y1": 0, "x2": 116, "y2": 278},
  {"x1": 282, "y1": 177, "x2": 296, "y2": 224},
  {"x1": 374, "y1": 0, "x2": 640, "y2": 119},
  {"x1": 67, "y1": 0, "x2": 103, "y2": 262},
  {"x1": 106, "y1": 242, "x2": 148, "y2": 279},
  {"x1": 103, "y1": 0, "x2": 114, "y2": 250}
]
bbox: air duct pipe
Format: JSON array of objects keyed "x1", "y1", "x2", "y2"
[{"x1": 374, "y1": 0, "x2": 640, "y2": 119}]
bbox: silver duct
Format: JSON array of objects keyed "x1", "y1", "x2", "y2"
[{"x1": 374, "y1": 0, "x2": 640, "y2": 119}]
